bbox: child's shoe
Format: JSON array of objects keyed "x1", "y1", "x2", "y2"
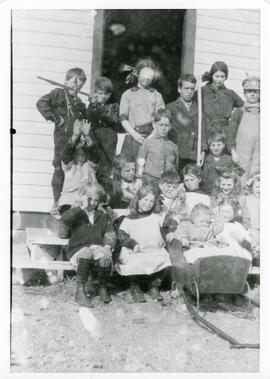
[
  {"x1": 75, "y1": 284, "x2": 94, "y2": 308},
  {"x1": 149, "y1": 278, "x2": 163, "y2": 301},
  {"x1": 98, "y1": 285, "x2": 112, "y2": 304},
  {"x1": 130, "y1": 283, "x2": 147, "y2": 303}
]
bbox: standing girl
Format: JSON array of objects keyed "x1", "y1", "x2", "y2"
[
  {"x1": 119, "y1": 58, "x2": 165, "y2": 161},
  {"x1": 201, "y1": 61, "x2": 244, "y2": 135},
  {"x1": 116, "y1": 183, "x2": 171, "y2": 302}
]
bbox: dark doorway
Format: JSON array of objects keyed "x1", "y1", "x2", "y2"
[{"x1": 102, "y1": 9, "x2": 185, "y2": 104}]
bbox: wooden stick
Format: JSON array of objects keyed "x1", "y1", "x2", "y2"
[{"x1": 197, "y1": 75, "x2": 202, "y2": 166}]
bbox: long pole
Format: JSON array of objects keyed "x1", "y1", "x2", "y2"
[{"x1": 197, "y1": 75, "x2": 202, "y2": 166}]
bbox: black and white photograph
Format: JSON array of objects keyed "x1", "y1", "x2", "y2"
[{"x1": 2, "y1": 0, "x2": 270, "y2": 375}]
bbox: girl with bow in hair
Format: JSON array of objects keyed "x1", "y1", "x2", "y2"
[{"x1": 119, "y1": 58, "x2": 165, "y2": 161}]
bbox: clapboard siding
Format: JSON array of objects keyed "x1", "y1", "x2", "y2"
[
  {"x1": 194, "y1": 9, "x2": 260, "y2": 98},
  {"x1": 13, "y1": 10, "x2": 95, "y2": 212},
  {"x1": 14, "y1": 172, "x2": 52, "y2": 186}
]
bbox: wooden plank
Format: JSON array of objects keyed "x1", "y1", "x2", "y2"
[
  {"x1": 26, "y1": 228, "x2": 69, "y2": 246},
  {"x1": 13, "y1": 133, "x2": 53, "y2": 149},
  {"x1": 14, "y1": 184, "x2": 52, "y2": 199},
  {"x1": 12, "y1": 17, "x2": 94, "y2": 37},
  {"x1": 14, "y1": 44, "x2": 94, "y2": 64},
  {"x1": 13, "y1": 146, "x2": 53, "y2": 161},
  {"x1": 194, "y1": 51, "x2": 259, "y2": 71},
  {"x1": 13, "y1": 121, "x2": 53, "y2": 136},
  {"x1": 181, "y1": 10, "x2": 196, "y2": 75},
  {"x1": 13, "y1": 58, "x2": 92, "y2": 82},
  {"x1": 197, "y1": 9, "x2": 260, "y2": 24},
  {"x1": 13, "y1": 172, "x2": 52, "y2": 186},
  {"x1": 13, "y1": 9, "x2": 94, "y2": 25},
  {"x1": 197, "y1": 14, "x2": 260, "y2": 35},
  {"x1": 13, "y1": 197, "x2": 53, "y2": 212},
  {"x1": 195, "y1": 39, "x2": 259, "y2": 59},
  {"x1": 13, "y1": 159, "x2": 54, "y2": 174},
  {"x1": 196, "y1": 27, "x2": 260, "y2": 48},
  {"x1": 13, "y1": 30, "x2": 93, "y2": 51},
  {"x1": 12, "y1": 259, "x2": 74, "y2": 270},
  {"x1": 13, "y1": 94, "x2": 45, "y2": 110}
]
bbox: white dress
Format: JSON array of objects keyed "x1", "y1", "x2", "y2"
[
  {"x1": 116, "y1": 213, "x2": 172, "y2": 276},
  {"x1": 183, "y1": 222, "x2": 252, "y2": 264}
]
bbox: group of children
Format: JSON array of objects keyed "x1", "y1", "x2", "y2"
[{"x1": 36, "y1": 59, "x2": 260, "y2": 307}]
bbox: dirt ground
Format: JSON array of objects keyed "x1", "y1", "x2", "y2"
[{"x1": 11, "y1": 273, "x2": 260, "y2": 373}]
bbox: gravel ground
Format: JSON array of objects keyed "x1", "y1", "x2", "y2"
[{"x1": 11, "y1": 276, "x2": 259, "y2": 373}]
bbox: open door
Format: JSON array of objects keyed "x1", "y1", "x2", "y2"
[{"x1": 101, "y1": 9, "x2": 186, "y2": 103}]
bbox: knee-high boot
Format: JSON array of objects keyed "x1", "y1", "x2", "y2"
[{"x1": 75, "y1": 258, "x2": 94, "y2": 308}]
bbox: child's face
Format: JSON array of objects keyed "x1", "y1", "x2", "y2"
[
  {"x1": 178, "y1": 81, "x2": 196, "y2": 102},
  {"x1": 86, "y1": 190, "x2": 100, "y2": 212},
  {"x1": 219, "y1": 178, "x2": 234, "y2": 195},
  {"x1": 159, "y1": 182, "x2": 179, "y2": 199},
  {"x1": 209, "y1": 140, "x2": 225, "y2": 157},
  {"x1": 193, "y1": 213, "x2": 212, "y2": 228},
  {"x1": 121, "y1": 163, "x2": 136, "y2": 183},
  {"x1": 93, "y1": 89, "x2": 111, "y2": 104},
  {"x1": 212, "y1": 70, "x2": 226, "y2": 88},
  {"x1": 219, "y1": 205, "x2": 234, "y2": 223},
  {"x1": 138, "y1": 67, "x2": 154, "y2": 88},
  {"x1": 65, "y1": 76, "x2": 84, "y2": 96},
  {"x1": 154, "y1": 117, "x2": 171, "y2": 138},
  {"x1": 244, "y1": 89, "x2": 260, "y2": 104},
  {"x1": 184, "y1": 174, "x2": 201, "y2": 191},
  {"x1": 138, "y1": 193, "x2": 155, "y2": 213},
  {"x1": 252, "y1": 180, "x2": 260, "y2": 198}
]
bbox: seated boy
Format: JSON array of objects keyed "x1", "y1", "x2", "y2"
[
  {"x1": 202, "y1": 130, "x2": 244, "y2": 194},
  {"x1": 136, "y1": 108, "x2": 178, "y2": 187},
  {"x1": 36, "y1": 67, "x2": 87, "y2": 216},
  {"x1": 86, "y1": 77, "x2": 120, "y2": 186},
  {"x1": 166, "y1": 73, "x2": 207, "y2": 175},
  {"x1": 61, "y1": 183, "x2": 117, "y2": 307}
]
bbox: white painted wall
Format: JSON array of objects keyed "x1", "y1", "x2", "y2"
[
  {"x1": 12, "y1": 10, "x2": 95, "y2": 212},
  {"x1": 193, "y1": 9, "x2": 260, "y2": 97}
]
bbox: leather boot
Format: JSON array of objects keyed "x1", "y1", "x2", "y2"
[
  {"x1": 98, "y1": 285, "x2": 111, "y2": 304},
  {"x1": 97, "y1": 265, "x2": 112, "y2": 304},
  {"x1": 75, "y1": 258, "x2": 94, "y2": 308},
  {"x1": 149, "y1": 278, "x2": 163, "y2": 301},
  {"x1": 130, "y1": 283, "x2": 146, "y2": 303}
]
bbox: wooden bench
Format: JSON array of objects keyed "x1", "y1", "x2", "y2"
[{"x1": 13, "y1": 228, "x2": 74, "y2": 271}]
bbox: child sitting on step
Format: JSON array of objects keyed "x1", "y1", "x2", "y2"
[{"x1": 61, "y1": 183, "x2": 116, "y2": 307}]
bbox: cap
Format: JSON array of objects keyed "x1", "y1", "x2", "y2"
[{"x1": 242, "y1": 76, "x2": 260, "y2": 90}]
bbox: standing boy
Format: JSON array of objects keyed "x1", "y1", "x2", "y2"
[
  {"x1": 226, "y1": 76, "x2": 260, "y2": 186},
  {"x1": 86, "y1": 77, "x2": 120, "y2": 186},
  {"x1": 166, "y1": 74, "x2": 208, "y2": 175},
  {"x1": 36, "y1": 67, "x2": 87, "y2": 215},
  {"x1": 136, "y1": 109, "x2": 178, "y2": 187}
]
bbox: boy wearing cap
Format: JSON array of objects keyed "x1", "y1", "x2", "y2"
[{"x1": 226, "y1": 76, "x2": 260, "y2": 186}]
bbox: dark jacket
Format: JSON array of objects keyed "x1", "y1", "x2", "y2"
[
  {"x1": 62, "y1": 207, "x2": 116, "y2": 259},
  {"x1": 202, "y1": 153, "x2": 236, "y2": 194},
  {"x1": 166, "y1": 97, "x2": 208, "y2": 161},
  {"x1": 36, "y1": 88, "x2": 86, "y2": 166},
  {"x1": 202, "y1": 83, "x2": 244, "y2": 133},
  {"x1": 61, "y1": 139, "x2": 100, "y2": 166},
  {"x1": 225, "y1": 108, "x2": 244, "y2": 152}
]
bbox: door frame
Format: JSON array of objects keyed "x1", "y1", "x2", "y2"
[{"x1": 90, "y1": 9, "x2": 197, "y2": 89}]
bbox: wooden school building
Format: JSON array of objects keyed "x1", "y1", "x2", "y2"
[{"x1": 12, "y1": 9, "x2": 260, "y2": 215}]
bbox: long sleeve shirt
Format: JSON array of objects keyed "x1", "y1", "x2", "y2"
[{"x1": 166, "y1": 96, "x2": 208, "y2": 161}]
